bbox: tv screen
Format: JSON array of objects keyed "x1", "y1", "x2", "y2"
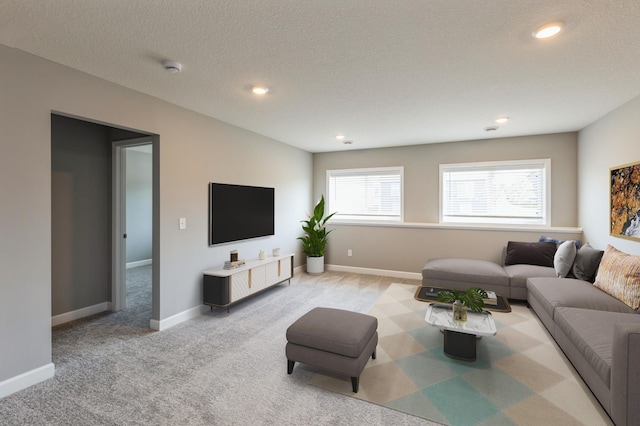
[{"x1": 209, "y1": 183, "x2": 275, "y2": 245}]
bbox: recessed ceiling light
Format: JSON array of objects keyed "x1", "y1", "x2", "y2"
[
  {"x1": 336, "y1": 135, "x2": 345, "y2": 140},
  {"x1": 495, "y1": 116, "x2": 509, "y2": 124},
  {"x1": 533, "y1": 21, "x2": 564, "y2": 39},
  {"x1": 251, "y1": 86, "x2": 269, "y2": 95}
]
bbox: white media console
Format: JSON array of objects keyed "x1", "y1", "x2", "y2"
[{"x1": 203, "y1": 254, "x2": 294, "y2": 311}]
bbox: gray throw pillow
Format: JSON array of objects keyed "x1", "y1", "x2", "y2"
[
  {"x1": 554, "y1": 240, "x2": 577, "y2": 278},
  {"x1": 572, "y1": 242, "x2": 604, "y2": 282},
  {"x1": 504, "y1": 241, "x2": 557, "y2": 267}
]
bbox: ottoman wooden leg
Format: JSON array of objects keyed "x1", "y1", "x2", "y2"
[
  {"x1": 287, "y1": 360, "x2": 295, "y2": 374},
  {"x1": 372, "y1": 350, "x2": 376, "y2": 360},
  {"x1": 351, "y1": 376, "x2": 359, "y2": 393}
]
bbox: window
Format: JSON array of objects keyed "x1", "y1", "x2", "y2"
[
  {"x1": 326, "y1": 167, "x2": 403, "y2": 222},
  {"x1": 440, "y1": 159, "x2": 550, "y2": 225}
]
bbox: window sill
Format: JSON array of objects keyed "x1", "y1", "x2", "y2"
[{"x1": 329, "y1": 220, "x2": 582, "y2": 234}]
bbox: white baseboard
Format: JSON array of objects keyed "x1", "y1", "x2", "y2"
[
  {"x1": 0, "y1": 363, "x2": 55, "y2": 399},
  {"x1": 149, "y1": 305, "x2": 209, "y2": 331},
  {"x1": 151, "y1": 263, "x2": 418, "y2": 332},
  {"x1": 326, "y1": 264, "x2": 422, "y2": 280},
  {"x1": 51, "y1": 302, "x2": 111, "y2": 327},
  {"x1": 126, "y1": 259, "x2": 152, "y2": 269}
]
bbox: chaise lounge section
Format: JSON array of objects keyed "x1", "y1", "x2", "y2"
[{"x1": 421, "y1": 241, "x2": 559, "y2": 300}]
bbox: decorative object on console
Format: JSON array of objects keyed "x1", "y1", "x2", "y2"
[
  {"x1": 272, "y1": 247, "x2": 280, "y2": 257},
  {"x1": 610, "y1": 160, "x2": 640, "y2": 241},
  {"x1": 298, "y1": 195, "x2": 336, "y2": 275},
  {"x1": 230, "y1": 250, "x2": 238, "y2": 262},
  {"x1": 436, "y1": 287, "x2": 488, "y2": 313},
  {"x1": 259, "y1": 250, "x2": 266, "y2": 260},
  {"x1": 223, "y1": 259, "x2": 245, "y2": 270}
]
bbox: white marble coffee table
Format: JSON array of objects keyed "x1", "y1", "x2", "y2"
[{"x1": 425, "y1": 303, "x2": 497, "y2": 361}]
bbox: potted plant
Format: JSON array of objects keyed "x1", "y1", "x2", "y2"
[
  {"x1": 436, "y1": 287, "x2": 488, "y2": 321},
  {"x1": 298, "y1": 195, "x2": 336, "y2": 274}
]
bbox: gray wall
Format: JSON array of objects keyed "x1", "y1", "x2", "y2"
[
  {"x1": 579, "y1": 95, "x2": 640, "y2": 255},
  {"x1": 125, "y1": 148, "x2": 153, "y2": 263},
  {"x1": 51, "y1": 115, "x2": 112, "y2": 316},
  {"x1": 314, "y1": 133, "x2": 581, "y2": 272},
  {"x1": 0, "y1": 45, "x2": 312, "y2": 387}
]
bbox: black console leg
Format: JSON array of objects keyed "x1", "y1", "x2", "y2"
[
  {"x1": 287, "y1": 360, "x2": 295, "y2": 374},
  {"x1": 372, "y1": 350, "x2": 376, "y2": 360},
  {"x1": 351, "y1": 376, "x2": 359, "y2": 393}
]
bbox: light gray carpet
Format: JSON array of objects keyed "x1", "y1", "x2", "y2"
[{"x1": 0, "y1": 269, "x2": 435, "y2": 425}]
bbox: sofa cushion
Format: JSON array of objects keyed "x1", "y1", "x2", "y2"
[
  {"x1": 504, "y1": 241, "x2": 557, "y2": 267},
  {"x1": 594, "y1": 245, "x2": 640, "y2": 310},
  {"x1": 572, "y1": 242, "x2": 604, "y2": 282},
  {"x1": 526, "y1": 277, "x2": 637, "y2": 321},
  {"x1": 421, "y1": 258, "x2": 510, "y2": 287},
  {"x1": 504, "y1": 264, "x2": 556, "y2": 290},
  {"x1": 554, "y1": 307, "x2": 640, "y2": 387},
  {"x1": 554, "y1": 240, "x2": 578, "y2": 278}
]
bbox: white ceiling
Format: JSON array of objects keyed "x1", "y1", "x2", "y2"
[{"x1": 3, "y1": 1, "x2": 640, "y2": 153}]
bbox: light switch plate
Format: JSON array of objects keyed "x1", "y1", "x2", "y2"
[{"x1": 179, "y1": 218, "x2": 187, "y2": 230}]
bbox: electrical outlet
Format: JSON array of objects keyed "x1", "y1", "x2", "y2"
[{"x1": 347, "y1": 249, "x2": 352, "y2": 257}]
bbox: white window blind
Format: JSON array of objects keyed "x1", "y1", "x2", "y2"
[
  {"x1": 327, "y1": 167, "x2": 403, "y2": 222},
  {"x1": 440, "y1": 159, "x2": 549, "y2": 225}
]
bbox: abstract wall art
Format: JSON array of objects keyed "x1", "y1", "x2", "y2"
[{"x1": 610, "y1": 161, "x2": 640, "y2": 241}]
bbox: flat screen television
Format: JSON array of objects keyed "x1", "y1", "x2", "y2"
[{"x1": 209, "y1": 183, "x2": 275, "y2": 245}]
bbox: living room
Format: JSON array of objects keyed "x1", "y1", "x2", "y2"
[{"x1": 2, "y1": 2, "x2": 640, "y2": 425}]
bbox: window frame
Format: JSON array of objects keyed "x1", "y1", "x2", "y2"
[
  {"x1": 439, "y1": 159, "x2": 551, "y2": 226},
  {"x1": 326, "y1": 166, "x2": 404, "y2": 223}
]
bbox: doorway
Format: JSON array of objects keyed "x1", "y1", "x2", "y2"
[{"x1": 51, "y1": 113, "x2": 159, "y2": 329}]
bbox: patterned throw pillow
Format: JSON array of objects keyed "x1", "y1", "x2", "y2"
[{"x1": 593, "y1": 245, "x2": 640, "y2": 310}]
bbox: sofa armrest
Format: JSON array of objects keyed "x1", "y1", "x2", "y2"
[{"x1": 611, "y1": 323, "x2": 640, "y2": 426}]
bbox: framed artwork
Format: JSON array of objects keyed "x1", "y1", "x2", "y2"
[{"x1": 610, "y1": 161, "x2": 640, "y2": 241}]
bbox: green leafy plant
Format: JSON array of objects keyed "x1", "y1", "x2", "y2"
[
  {"x1": 297, "y1": 195, "x2": 336, "y2": 257},
  {"x1": 436, "y1": 287, "x2": 488, "y2": 312}
]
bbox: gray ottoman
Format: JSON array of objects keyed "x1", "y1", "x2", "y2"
[{"x1": 286, "y1": 307, "x2": 378, "y2": 393}]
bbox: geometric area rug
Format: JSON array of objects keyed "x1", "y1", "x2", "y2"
[{"x1": 309, "y1": 283, "x2": 613, "y2": 426}]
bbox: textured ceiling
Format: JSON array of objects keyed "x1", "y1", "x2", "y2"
[{"x1": 2, "y1": 0, "x2": 640, "y2": 152}]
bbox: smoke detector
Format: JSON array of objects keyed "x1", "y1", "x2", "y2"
[{"x1": 163, "y1": 61, "x2": 182, "y2": 73}]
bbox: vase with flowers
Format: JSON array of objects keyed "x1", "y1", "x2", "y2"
[{"x1": 298, "y1": 195, "x2": 336, "y2": 274}]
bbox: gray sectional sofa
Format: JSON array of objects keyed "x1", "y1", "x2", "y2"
[{"x1": 421, "y1": 241, "x2": 640, "y2": 426}]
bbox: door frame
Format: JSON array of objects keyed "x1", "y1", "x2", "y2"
[{"x1": 112, "y1": 137, "x2": 155, "y2": 313}]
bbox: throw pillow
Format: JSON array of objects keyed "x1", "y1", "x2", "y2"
[
  {"x1": 572, "y1": 242, "x2": 605, "y2": 282},
  {"x1": 504, "y1": 241, "x2": 557, "y2": 267},
  {"x1": 554, "y1": 240, "x2": 577, "y2": 278},
  {"x1": 593, "y1": 245, "x2": 640, "y2": 310},
  {"x1": 539, "y1": 235, "x2": 581, "y2": 249}
]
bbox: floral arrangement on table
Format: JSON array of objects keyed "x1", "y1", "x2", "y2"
[{"x1": 298, "y1": 195, "x2": 336, "y2": 257}]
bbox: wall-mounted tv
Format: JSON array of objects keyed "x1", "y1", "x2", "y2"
[{"x1": 209, "y1": 183, "x2": 275, "y2": 245}]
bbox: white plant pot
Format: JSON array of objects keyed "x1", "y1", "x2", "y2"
[{"x1": 306, "y1": 256, "x2": 325, "y2": 275}]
